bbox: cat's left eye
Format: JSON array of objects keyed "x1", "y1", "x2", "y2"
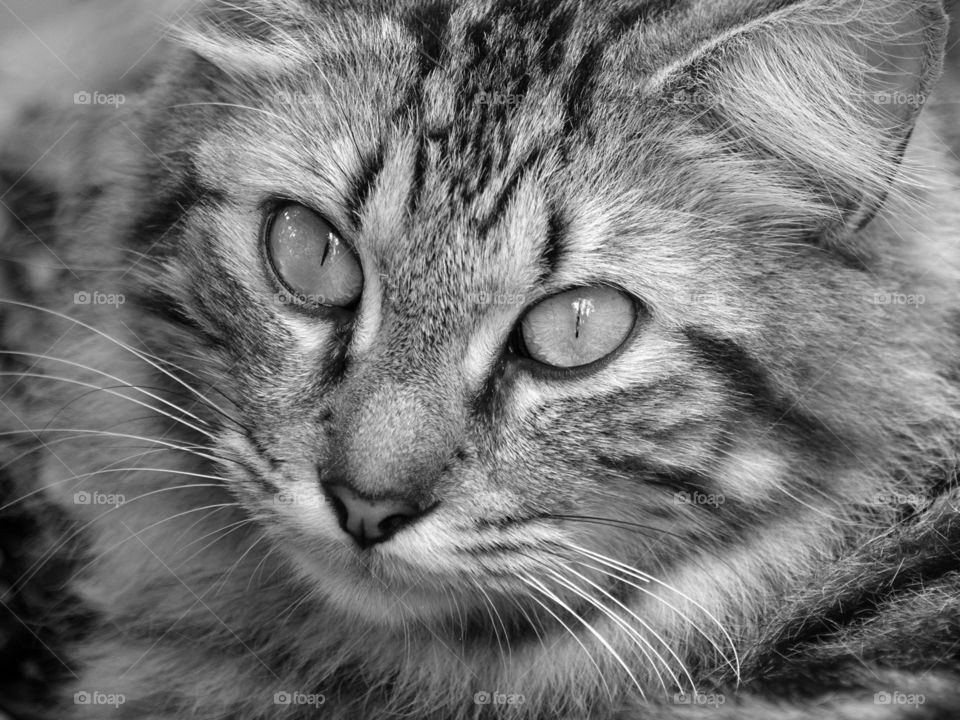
[
  {"x1": 266, "y1": 203, "x2": 363, "y2": 308},
  {"x1": 518, "y1": 287, "x2": 636, "y2": 369}
]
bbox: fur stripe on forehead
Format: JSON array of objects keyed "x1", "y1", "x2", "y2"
[{"x1": 176, "y1": 0, "x2": 782, "y2": 85}]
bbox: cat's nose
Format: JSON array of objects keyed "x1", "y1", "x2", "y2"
[{"x1": 321, "y1": 483, "x2": 425, "y2": 549}]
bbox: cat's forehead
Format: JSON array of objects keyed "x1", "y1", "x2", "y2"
[{"x1": 179, "y1": 0, "x2": 802, "y2": 341}]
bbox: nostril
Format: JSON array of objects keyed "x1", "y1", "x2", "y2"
[
  {"x1": 377, "y1": 511, "x2": 416, "y2": 538},
  {"x1": 320, "y1": 482, "x2": 431, "y2": 548}
]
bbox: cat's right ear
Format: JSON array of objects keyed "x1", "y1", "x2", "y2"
[{"x1": 638, "y1": 0, "x2": 948, "y2": 243}]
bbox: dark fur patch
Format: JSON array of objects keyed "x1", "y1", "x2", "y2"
[
  {"x1": 682, "y1": 328, "x2": 843, "y2": 458},
  {"x1": 347, "y1": 143, "x2": 385, "y2": 223}
]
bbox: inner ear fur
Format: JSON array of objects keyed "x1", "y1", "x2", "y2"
[{"x1": 650, "y1": 0, "x2": 948, "y2": 242}]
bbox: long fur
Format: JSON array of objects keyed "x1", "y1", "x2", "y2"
[{"x1": 1, "y1": 1, "x2": 959, "y2": 718}]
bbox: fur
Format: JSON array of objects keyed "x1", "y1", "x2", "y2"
[{"x1": 1, "y1": 1, "x2": 960, "y2": 718}]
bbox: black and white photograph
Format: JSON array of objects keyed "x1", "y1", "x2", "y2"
[{"x1": 0, "y1": 1, "x2": 959, "y2": 718}]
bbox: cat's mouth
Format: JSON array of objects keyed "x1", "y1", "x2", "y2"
[{"x1": 272, "y1": 505, "x2": 637, "y2": 636}]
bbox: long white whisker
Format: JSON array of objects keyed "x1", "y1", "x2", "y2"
[
  {"x1": 0, "y1": 300, "x2": 236, "y2": 422},
  {"x1": 518, "y1": 577, "x2": 613, "y2": 700},
  {"x1": 471, "y1": 580, "x2": 511, "y2": 671},
  {"x1": 506, "y1": 594, "x2": 547, "y2": 651},
  {"x1": 0, "y1": 465, "x2": 226, "y2": 514},
  {"x1": 521, "y1": 573, "x2": 645, "y2": 700},
  {"x1": 0, "y1": 429, "x2": 225, "y2": 465},
  {"x1": 217, "y1": 533, "x2": 267, "y2": 593},
  {"x1": 0, "y1": 439, "x2": 167, "y2": 511},
  {"x1": 572, "y1": 558, "x2": 727, "y2": 686},
  {"x1": 11, "y1": 485, "x2": 231, "y2": 595},
  {"x1": 173, "y1": 518, "x2": 256, "y2": 569},
  {"x1": 551, "y1": 562, "x2": 690, "y2": 693},
  {"x1": 247, "y1": 545, "x2": 280, "y2": 591},
  {"x1": 0, "y1": 372, "x2": 217, "y2": 440},
  {"x1": 542, "y1": 566, "x2": 669, "y2": 697},
  {"x1": 568, "y1": 543, "x2": 741, "y2": 682},
  {"x1": 0, "y1": 351, "x2": 214, "y2": 427},
  {"x1": 62, "y1": 501, "x2": 242, "y2": 590}
]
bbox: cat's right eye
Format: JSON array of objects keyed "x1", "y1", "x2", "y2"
[
  {"x1": 517, "y1": 287, "x2": 636, "y2": 369},
  {"x1": 266, "y1": 203, "x2": 363, "y2": 308}
]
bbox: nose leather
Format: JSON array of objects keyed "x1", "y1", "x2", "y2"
[{"x1": 323, "y1": 483, "x2": 422, "y2": 548}]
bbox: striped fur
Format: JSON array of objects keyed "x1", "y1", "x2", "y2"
[{"x1": 1, "y1": 1, "x2": 960, "y2": 718}]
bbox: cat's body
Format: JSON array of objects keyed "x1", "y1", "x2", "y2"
[{"x1": 1, "y1": 1, "x2": 960, "y2": 718}]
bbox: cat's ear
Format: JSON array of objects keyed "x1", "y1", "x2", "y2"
[
  {"x1": 174, "y1": 0, "x2": 316, "y2": 77},
  {"x1": 645, "y1": 0, "x2": 948, "y2": 241}
]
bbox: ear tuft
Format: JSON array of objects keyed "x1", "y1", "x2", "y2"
[
  {"x1": 173, "y1": 0, "x2": 315, "y2": 78},
  {"x1": 651, "y1": 0, "x2": 948, "y2": 240}
]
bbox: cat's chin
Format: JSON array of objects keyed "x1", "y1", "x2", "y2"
[{"x1": 281, "y1": 542, "x2": 469, "y2": 627}]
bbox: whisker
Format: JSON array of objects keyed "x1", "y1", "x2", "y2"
[
  {"x1": 247, "y1": 545, "x2": 280, "y2": 591},
  {"x1": 135, "y1": 353, "x2": 245, "y2": 430},
  {"x1": 506, "y1": 593, "x2": 548, "y2": 653},
  {"x1": 540, "y1": 514, "x2": 690, "y2": 542},
  {"x1": 0, "y1": 372, "x2": 217, "y2": 440},
  {"x1": 0, "y1": 428, "x2": 226, "y2": 465},
  {"x1": 540, "y1": 564, "x2": 671, "y2": 696},
  {"x1": 0, "y1": 300, "x2": 238, "y2": 423},
  {"x1": 10, "y1": 485, "x2": 232, "y2": 596},
  {"x1": 0, "y1": 465, "x2": 227, "y2": 514},
  {"x1": 216, "y1": 532, "x2": 267, "y2": 593},
  {"x1": 551, "y1": 562, "x2": 691, "y2": 693},
  {"x1": 570, "y1": 557, "x2": 731, "y2": 685},
  {"x1": 173, "y1": 517, "x2": 257, "y2": 570},
  {"x1": 567, "y1": 543, "x2": 741, "y2": 682},
  {"x1": 470, "y1": 579, "x2": 511, "y2": 671},
  {"x1": 0, "y1": 431, "x2": 174, "y2": 502},
  {"x1": 60, "y1": 499, "x2": 241, "y2": 591},
  {"x1": 521, "y1": 573, "x2": 643, "y2": 700},
  {"x1": 0, "y1": 351, "x2": 216, "y2": 428}
]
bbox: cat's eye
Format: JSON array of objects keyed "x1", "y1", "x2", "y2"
[
  {"x1": 518, "y1": 287, "x2": 636, "y2": 368},
  {"x1": 266, "y1": 203, "x2": 363, "y2": 308}
]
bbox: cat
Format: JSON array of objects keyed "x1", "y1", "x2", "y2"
[{"x1": 1, "y1": 0, "x2": 960, "y2": 718}]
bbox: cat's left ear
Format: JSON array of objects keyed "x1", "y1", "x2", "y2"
[
  {"x1": 642, "y1": 0, "x2": 948, "y2": 240},
  {"x1": 175, "y1": 0, "x2": 316, "y2": 77}
]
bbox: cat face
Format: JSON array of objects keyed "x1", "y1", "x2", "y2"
[{"x1": 128, "y1": 0, "x2": 949, "y2": 637}]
